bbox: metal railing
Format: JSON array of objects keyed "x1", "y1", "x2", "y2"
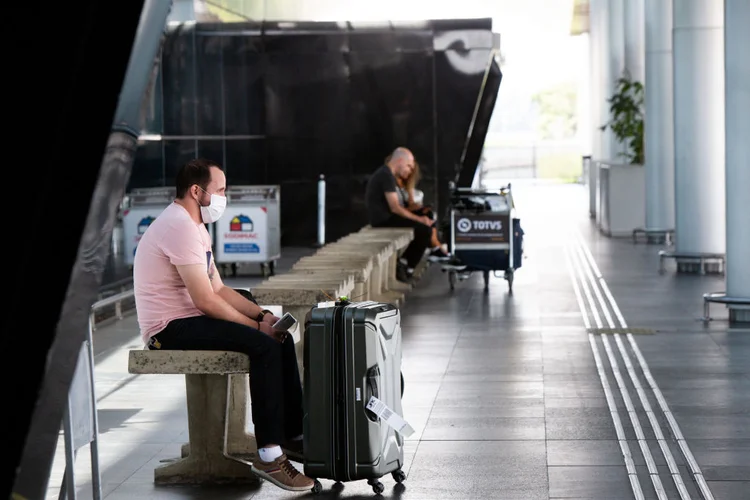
[{"x1": 90, "y1": 289, "x2": 135, "y2": 331}]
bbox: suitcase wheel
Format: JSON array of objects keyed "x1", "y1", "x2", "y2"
[
  {"x1": 311, "y1": 479, "x2": 322, "y2": 494},
  {"x1": 367, "y1": 478, "x2": 385, "y2": 494},
  {"x1": 392, "y1": 469, "x2": 406, "y2": 483}
]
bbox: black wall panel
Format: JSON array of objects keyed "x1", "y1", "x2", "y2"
[{"x1": 130, "y1": 19, "x2": 500, "y2": 246}]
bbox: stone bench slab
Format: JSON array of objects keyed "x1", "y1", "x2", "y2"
[
  {"x1": 292, "y1": 263, "x2": 371, "y2": 282},
  {"x1": 128, "y1": 350, "x2": 249, "y2": 375}
]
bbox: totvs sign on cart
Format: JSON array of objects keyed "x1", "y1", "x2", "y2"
[{"x1": 454, "y1": 213, "x2": 510, "y2": 244}]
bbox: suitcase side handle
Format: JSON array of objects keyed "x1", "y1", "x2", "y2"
[{"x1": 364, "y1": 365, "x2": 380, "y2": 422}]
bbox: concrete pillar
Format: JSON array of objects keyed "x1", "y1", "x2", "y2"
[
  {"x1": 587, "y1": 1, "x2": 603, "y2": 218},
  {"x1": 624, "y1": 0, "x2": 645, "y2": 82},
  {"x1": 644, "y1": 0, "x2": 676, "y2": 235},
  {"x1": 724, "y1": 0, "x2": 750, "y2": 322},
  {"x1": 607, "y1": 0, "x2": 626, "y2": 158},
  {"x1": 672, "y1": 0, "x2": 725, "y2": 264},
  {"x1": 590, "y1": 0, "x2": 611, "y2": 161}
]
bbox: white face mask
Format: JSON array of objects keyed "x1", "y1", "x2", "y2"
[{"x1": 198, "y1": 189, "x2": 227, "y2": 223}]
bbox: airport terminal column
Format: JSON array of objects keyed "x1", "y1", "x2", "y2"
[
  {"x1": 589, "y1": 0, "x2": 611, "y2": 162},
  {"x1": 643, "y1": 0, "x2": 675, "y2": 241},
  {"x1": 671, "y1": 0, "x2": 725, "y2": 272},
  {"x1": 607, "y1": 0, "x2": 625, "y2": 158},
  {"x1": 623, "y1": 0, "x2": 644, "y2": 82},
  {"x1": 723, "y1": 0, "x2": 750, "y2": 323},
  {"x1": 10, "y1": 1, "x2": 174, "y2": 498}
]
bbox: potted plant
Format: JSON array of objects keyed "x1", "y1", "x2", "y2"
[
  {"x1": 602, "y1": 73, "x2": 644, "y2": 164},
  {"x1": 596, "y1": 72, "x2": 646, "y2": 237}
]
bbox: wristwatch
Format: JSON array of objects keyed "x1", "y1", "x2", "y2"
[{"x1": 256, "y1": 309, "x2": 274, "y2": 322}]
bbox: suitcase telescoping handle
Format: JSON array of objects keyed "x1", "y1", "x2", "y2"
[{"x1": 364, "y1": 365, "x2": 380, "y2": 422}]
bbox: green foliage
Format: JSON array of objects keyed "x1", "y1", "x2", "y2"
[
  {"x1": 531, "y1": 82, "x2": 578, "y2": 140},
  {"x1": 602, "y1": 74, "x2": 644, "y2": 164}
]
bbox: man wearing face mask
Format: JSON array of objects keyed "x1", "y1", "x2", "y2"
[{"x1": 132, "y1": 158, "x2": 315, "y2": 492}]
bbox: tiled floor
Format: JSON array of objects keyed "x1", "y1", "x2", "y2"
[{"x1": 46, "y1": 182, "x2": 750, "y2": 499}]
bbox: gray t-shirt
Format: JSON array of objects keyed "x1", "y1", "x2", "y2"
[{"x1": 365, "y1": 165, "x2": 398, "y2": 226}]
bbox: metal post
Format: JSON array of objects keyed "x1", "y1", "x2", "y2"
[
  {"x1": 86, "y1": 322, "x2": 102, "y2": 500},
  {"x1": 317, "y1": 175, "x2": 326, "y2": 247},
  {"x1": 61, "y1": 405, "x2": 76, "y2": 500}
]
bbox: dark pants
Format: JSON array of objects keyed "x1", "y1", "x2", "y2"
[
  {"x1": 149, "y1": 316, "x2": 303, "y2": 448},
  {"x1": 373, "y1": 214, "x2": 433, "y2": 268}
]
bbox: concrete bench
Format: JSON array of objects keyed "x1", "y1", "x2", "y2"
[
  {"x1": 358, "y1": 226, "x2": 415, "y2": 249},
  {"x1": 314, "y1": 241, "x2": 396, "y2": 302},
  {"x1": 356, "y1": 227, "x2": 416, "y2": 279},
  {"x1": 292, "y1": 254, "x2": 375, "y2": 301},
  {"x1": 128, "y1": 350, "x2": 258, "y2": 485},
  {"x1": 333, "y1": 233, "x2": 414, "y2": 300},
  {"x1": 358, "y1": 226, "x2": 427, "y2": 280}
]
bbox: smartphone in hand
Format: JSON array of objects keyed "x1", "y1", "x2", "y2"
[{"x1": 272, "y1": 312, "x2": 297, "y2": 332}]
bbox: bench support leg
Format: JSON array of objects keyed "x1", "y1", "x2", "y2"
[
  {"x1": 180, "y1": 374, "x2": 258, "y2": 460},
  {"x1": 155, "y1": 374, "x2": 257, "y2": 485}
]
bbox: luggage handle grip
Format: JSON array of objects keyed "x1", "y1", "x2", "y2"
[{"x1": 364, "y1": 366, "x2": 380, "y2": 422}]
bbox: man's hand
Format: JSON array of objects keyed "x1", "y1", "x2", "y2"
[
  {"x1": 420, "y1": 215, "x2": 433, "y2": 226},
  {"x1": 262, "y1": 311, "x2": 280, "y2": 326},
  {"x1": 258, "y1": 321, "x2": 288, "y2": 343}
]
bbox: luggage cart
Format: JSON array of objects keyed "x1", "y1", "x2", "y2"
[
  {"x1": 442, "y1": 183, "x2": 523, "y2": 293},
  {"x1": 214, "y1": 185, "x2": 281, "y2": 278}
]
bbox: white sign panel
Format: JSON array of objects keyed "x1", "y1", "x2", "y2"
[
  {"x1": 122, "y1": 206, "x2": 167, "y2": 265},
  {"x1": 216, "y1": 205, "x2": 268, "y2": 262},
  {"x1": 69, "y1": 342, "x2": 95, "y2": 450}
]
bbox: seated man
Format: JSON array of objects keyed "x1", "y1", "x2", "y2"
[
  {"x1": 132, "y1": 158, "x2": 314, "y2": 493},
  {"x1": 365, "y1": 147, "x2": 441, "y2": 282}
]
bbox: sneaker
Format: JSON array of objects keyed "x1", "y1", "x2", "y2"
[
  {"x1": 396, "y1": 263, "x2": 413, "y2": 284},
  {"x1": 427, "y1": 247, "x2": 451, "y2": 262},
  {"x1": 251, "y1": 454, "x2": 315, "y2": 492},
  {"x1": 442, "y1": 258, "x2": 467, "y2": 271},
  {"x1": 281, "y1": 439, "x2": 304, "y2": 462}
]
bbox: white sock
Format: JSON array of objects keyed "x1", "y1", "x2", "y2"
[
  {"x1": 291, "y1": 434, "x2": 303, "y2": 441},
  {"x1": 258, "y1": 445, "x2": 283, "y2": 463},
  {"x1": 399, "y1": 258, "x2": 407, "y2": 266},
  {"x1": 407, "y1": 267, "x2": 414, "y2": 274}
]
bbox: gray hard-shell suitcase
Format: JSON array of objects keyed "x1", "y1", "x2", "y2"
[{"x1": 303, "y1": 299, "x2": 406, "y2": 494}]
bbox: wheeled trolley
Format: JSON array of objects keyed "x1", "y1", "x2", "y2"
[
  {"x1": 442, "y1": 183, "x2": 524, "y2": 293},
  {"x1": 214, "y1": 185, "x2": 281, "y2": 278}
]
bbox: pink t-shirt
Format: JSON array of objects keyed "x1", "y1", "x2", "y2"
[{"x1": 133, "y1": 202, "x2": 213, "y2": 344}]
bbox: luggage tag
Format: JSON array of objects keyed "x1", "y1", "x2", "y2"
[{"x1": 366, "y1": 396, "x2": 414, "y2": 438}]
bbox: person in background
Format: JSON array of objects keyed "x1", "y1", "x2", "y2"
[
  {"x1": 132, "y1": 158, "x2": 315, "y2": 493},
  {"x1": 395, "y1": 160, "x2": 451, "y2": 262},
  {"x1": 364, "y1": 147, "x2": 434, "y2": 282}
]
